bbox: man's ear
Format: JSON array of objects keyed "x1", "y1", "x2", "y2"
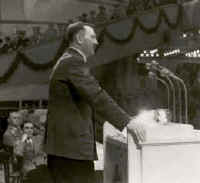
[{"x1": 76, "y1": 30, "x2": 84, "y2": 44}]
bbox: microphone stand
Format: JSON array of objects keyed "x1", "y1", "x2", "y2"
[
  {"x1": 168, "y1": 74, "x2": 183, "y2": 123},
  {"x1": 146, "y1": 62, "x2": 176, "y2": 121},
  {"x1": 171, "y1": 75, "x2": 188, "y2": 124},
  {"x1": 148, "y1": 72, "x2": 170, "y2": 111},
  {"x1": 165, "y1": 75, "x2": 176, "y2": 122},
  {"x1": 175, "y1": 81, "x2": 182, "y2": 123},
  {"x1": 148, "y1": 61, "x2": 188, "y2": 123}
]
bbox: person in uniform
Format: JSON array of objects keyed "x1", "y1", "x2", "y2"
[{"x1": 45, "y1": 21, "x2": 145, "y2": 183}]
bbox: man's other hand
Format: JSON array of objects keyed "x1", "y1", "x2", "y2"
[
  {"x1": 127, "y1": 119, "x2": 146, "y2": 142},
  {"x1": 21, "y1": 134, "x2": 28, "y2": 142}
]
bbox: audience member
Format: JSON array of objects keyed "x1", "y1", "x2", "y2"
[
  {"x1": 3, "y1": 111, "x2": 23, "y2": 148},
  {"x1": 56, "y1": 24, "x2": 66, "y2": 37},
  {"x1": 3, "y1": 111, "x2": 24, "y2": 176},
  {"x1": 16, "y1": 31, "x2": 30, "y2": 50},
  {"x1": 31, "y1": 26, "x2": 43, "y2": 45},
  {"x1": 111, "y1": 4, "x2": 126, "y2": 20},
  {"x1": 1, "y1": 36, "x2": 13, "y2": 53},
  {"x1": 88, "y1": 10, "x2": 97, "y2": 24},
  {"x1": 14, "y1": 121, "x2": 50, "y2": 183},
  {"x1": 78, "y1": 13, "x2": 88, "y2": 22},
  {"x1": 42, "y1": 24, "x2": 58, "y2": 42},
  {"x1": 96, "y1": 5, "x2": 108, "y2": 24}
]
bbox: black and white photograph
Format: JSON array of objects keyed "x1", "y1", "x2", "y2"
[{"x1": 0, "y1": 0, "x2": 199, "y2": 183}]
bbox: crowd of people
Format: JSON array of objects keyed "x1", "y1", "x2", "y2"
[
  {"x1": 0, "y1": 24, "x2": 59, "y2": 55},
  {"x1": 0, "y1": 0, "x2": 179, "y2": 55},
  {"x1": 1, "y1": 108, "x2": 50, "y2": 183},
  {"x1": 0, "y1": 4, "x2": 129, "y2": 55}
]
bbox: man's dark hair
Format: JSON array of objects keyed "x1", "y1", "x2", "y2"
[
  {"x1": 55, "y1": 21, "x2": 95, "y2": 59},
  {"x1": 65, "y1": 21, "x2": 85, "y2": 44},
  {"x1": 65, "y1": 21, "x2": 95, "y2": 44}
]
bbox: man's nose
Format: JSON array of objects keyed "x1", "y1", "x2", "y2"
[{"x1": 94, "y1": 39, "x2": 98, "y2": 46}]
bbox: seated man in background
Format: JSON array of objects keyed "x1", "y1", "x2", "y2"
[{"x1": 14, "y1": 122, "x2": 51, "y2": 183}]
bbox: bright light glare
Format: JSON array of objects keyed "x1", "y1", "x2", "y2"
[{"x1": 134, "y1": 109, "x2": 169, "y2": 126}]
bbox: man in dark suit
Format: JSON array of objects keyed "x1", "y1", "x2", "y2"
[{"x1": 45, "y1": 21, "x2": 145, "y2": 183}]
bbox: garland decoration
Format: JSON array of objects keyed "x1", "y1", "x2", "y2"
[
  {"x1": 0, "y1": 38, "x2": 67, "y2": 84},
  {"x1": 103, "y1": 19, "x2": 138, "y2": 44},
  {"x1": 19, "y1": 52, "x2": 56, "y2": 71},
  {"x1": 0, "y1": 54, "x2": 20, "y2": 84},
  {"x1": 161, "y1": 5, "x2": 183, "y2": 29},
  {"x1": 98, "y1": 4, "x2": 182, "y2": 45},
  {"x1": 0, "y1": 5, "x2": 183, "y2": 84}
]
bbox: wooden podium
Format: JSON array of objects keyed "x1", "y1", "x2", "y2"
[
  {"x1": 128, "y1": 129, "x2": 200, "y2": 183},
  {"x1": 103, "y1": 122, "x2": 128, "y2": 183},
  {"x1": 104, "y1": 122, "x2": 200, "y2": 183}
]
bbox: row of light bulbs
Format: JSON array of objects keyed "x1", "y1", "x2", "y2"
[
  {"x1": 185, "y1": 49, "x2": 200, "y2": 58},
  {"x1": 181, "y1": 29, "x2": 200, "y2": 39},
  {"x1": 140, "y1": 53, "x2": 160, "y2": 57},
  {"x1": 140, "y1": 49, "x2": 181, "y2": 57},
  {"x1": 140, "y1": 49, "x2": 200, "y2": 58},
  {"x1": 163, "y1": 49, "x2": 180, "y2": 56}
]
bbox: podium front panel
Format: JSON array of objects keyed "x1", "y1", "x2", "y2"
[{"x1": 128, "y1": 132, "x2": 200, "y2": 183}]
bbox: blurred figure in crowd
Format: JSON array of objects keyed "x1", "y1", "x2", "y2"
[
  {"x1": 88, "y1": 10, "x2": 96, "y2": 24},
  {"x1": 3, "y1": 111, "x2": 23, "y2": 148},
  {"x1": 3, "y1": 111, "x2": 24, "y2": 175},
  {"x1": 31, "y1": 26, "x2": 43, "y2": 45},
  {"x1": 96, "y1": 5, "x2": 108, "y2": 24},
  {"x1": 16, "y1": 31, "x2": 30, "y2": 50},
  {"x1": 14, "y1": 122, "x2": 50, "y2": 183},
  {"x1": 43, "y1": 24, "x2": 57, "y2": 42}
]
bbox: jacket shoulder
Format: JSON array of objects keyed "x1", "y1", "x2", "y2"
[
  {"x1": 59, "y1": 52, "x2": 83, "y2": 65},
  {"x1": 50, "y1": 51, "x2": 84, "y2": 80}
]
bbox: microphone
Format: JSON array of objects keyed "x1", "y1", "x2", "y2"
[
  {"x1": 159, "y1": 68, "x2": 183, "y2": 123},
  {"x1": 146, "y1": 62, "x2": 176, "y2": 122},
  {"x1": 149, "y1": 60, "x2": 180, "y2": 80},
  {"x1": 147, "y1": 60, "x2": 188, "y2": 123},
  {"x1": 148, "y1": 71, "x2": 170, "y2": 111},
  {"x1": 152, "y1": 61, "x2": 188, "y2": 123}
]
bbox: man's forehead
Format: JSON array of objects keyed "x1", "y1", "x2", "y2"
[
  {"x1": 10, "y1": 112, "x2": 21, "y2": 117},
  {"x1": 24, "y1": 123, "x2": 33, "y2": 127}
]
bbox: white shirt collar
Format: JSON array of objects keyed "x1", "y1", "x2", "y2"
[{"x1": 69, "y1": 46, "x2": 87, "y2": 63}]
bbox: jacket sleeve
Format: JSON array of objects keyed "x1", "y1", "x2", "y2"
[
  {"x1": 58, "y1": 58, "x2": 131, "y2": 131},
  {"x1": 3, "y1": 127, "x2": 15, "y2": 147}
]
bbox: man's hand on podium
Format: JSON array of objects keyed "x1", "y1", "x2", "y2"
[{"x1": 127, "y1": 118, "x2": 146, "y2": 142}]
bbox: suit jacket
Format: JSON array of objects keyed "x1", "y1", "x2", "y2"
[
  {"x1": 14, "y1": 135, "x2": 46, "y2": 174},
  {"x1": 3, "y1": 124, "x2": 23, "y2": 147},
  {"x1": 45, "y1": 48, "x2": 130, "y2": 160}
]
